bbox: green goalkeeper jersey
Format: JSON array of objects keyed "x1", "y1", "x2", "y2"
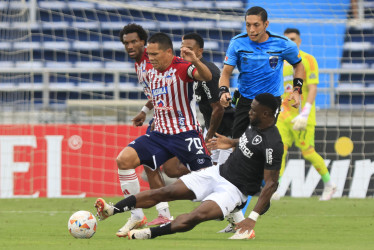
[{"x1": 278, "y1": 50, "x2": 319, "y2": 126}]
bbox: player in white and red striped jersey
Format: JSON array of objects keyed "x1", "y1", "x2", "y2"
[
  {"x1": 110, "y1": 32, "x2": 213, "y2": 238},
  {"x1": 148, "y1": 56, "x2": 200, "y2": 135},
  {"x1": 118, "y1": 24, "x2": 174, "y2": 231}
]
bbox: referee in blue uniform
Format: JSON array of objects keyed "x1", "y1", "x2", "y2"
[{"x1": 219, "y1": 6, "x2": 305, "y2": 139}]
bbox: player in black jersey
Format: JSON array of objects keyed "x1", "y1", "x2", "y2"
[
  {"x1": 181, "y1": 33, "x2": 234, "y2": 165},
  {"x1": 95, "y1": 93, "x2": 283, "y2": 240}
]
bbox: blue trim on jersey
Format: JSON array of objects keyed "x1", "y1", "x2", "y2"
[{"x1": 224, "y1": 30, "x2": 301, "y2": 99}]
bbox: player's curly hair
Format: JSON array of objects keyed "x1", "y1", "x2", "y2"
[
  {"x1": 119, "y1": 23, "x2": 148, "y2": 46},
  {"x1": 255, "y1": 93, "x2": 279, "y2": 115}
]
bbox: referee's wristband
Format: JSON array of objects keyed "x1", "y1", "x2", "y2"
[
  {"x1": 219, "y1": 86, "x2": 230, "y2": 99},
  {"x1": 248, "y1": 211, "x2": 259, "y2": 221},
  {"x1": 141, "y1": 106, "x2": 150, "y2": 114},
  {"x1": 293, "y1": 78, "x2": 303, "y2": 94}
]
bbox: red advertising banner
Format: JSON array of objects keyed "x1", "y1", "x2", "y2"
[{"x1": 0, "y1": 125, "x2": 149, "y2": 198}]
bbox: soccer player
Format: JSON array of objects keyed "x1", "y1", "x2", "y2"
[
  {"x1": 181, "y1": 33, "x2": 243, "y2": 233},
  {"x1": 219, "y1": 6, "x2": 305, "y2": 139},
  {"x1": 119, "y1": 23, "x2": 174, "y2": 226},
  {"x1": 95, "y1": 93, "x2": 283, "y2": 240},
  {"x1": 273, "y1": 28, "x2": 337, "y2": 201},
  {"x1": 113, "y1": 32, "x2": 213, "y2": 237},
  {"x1": 181, "y1": 33, "x2": 234, "y2": 165}
]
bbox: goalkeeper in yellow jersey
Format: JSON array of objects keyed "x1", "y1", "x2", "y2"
[{"x1": 274, "y1": 28, "x2": 336, "y2": 201}]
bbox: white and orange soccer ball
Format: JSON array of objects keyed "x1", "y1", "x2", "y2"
[{"x1": 68, "y1": 210, "x2": 97, "y2": 239}]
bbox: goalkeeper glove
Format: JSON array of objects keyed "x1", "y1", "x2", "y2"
[{"x1": 291, "y1": 102, "x2": 312, "y2": 131}]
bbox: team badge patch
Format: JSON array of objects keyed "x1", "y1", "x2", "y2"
[
  {"x1": 252, "y1": 135, "x2": 262, "y2": 145},
  {"x1": 269, "y1": 56, "x2": 279, "y2": 69}
]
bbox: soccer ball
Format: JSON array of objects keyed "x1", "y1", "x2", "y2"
[{"x1": 68, "y1": 210, "x2": 97, "y2": 239}]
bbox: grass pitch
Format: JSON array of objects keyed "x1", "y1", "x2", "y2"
[{"x1": 0, "y1": 197, "x2": 373, "y2": 250}]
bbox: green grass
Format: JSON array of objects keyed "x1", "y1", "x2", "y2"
[{"x1": 0, "y1": 197, "x2": 373, "y2": 250}]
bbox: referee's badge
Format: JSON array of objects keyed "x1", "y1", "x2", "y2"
[{"x1": 269, "y1": 56, "x2": 279, "y2": 69}]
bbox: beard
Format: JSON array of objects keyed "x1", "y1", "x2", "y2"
[{"x1": 250, "y1": 117, "x2": 260, "y2": 127}]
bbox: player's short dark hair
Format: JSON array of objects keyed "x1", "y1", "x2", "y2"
[
  {"x1": 255, "y1": 93, "x2": 279, "y2": 115},
  {"x1": 183, "y1": 33, "x2": 204, "y2": 49},
  {"x1": 246, "y1": 6, "x2": 268, "y2": 22},
  {"x1": 148, "y1": 32, "x2": 173, "y2": 51},
  {"x1": 284, "y1": 28, "x2": 300, "y2": 36},
  {"x1": 119, "y1": 23, "x2": 148, "y2": 46}
]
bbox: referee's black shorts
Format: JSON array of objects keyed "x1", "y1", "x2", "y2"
[{"x1": 232, "y1": 94, "x2": 282, "y2": 139}]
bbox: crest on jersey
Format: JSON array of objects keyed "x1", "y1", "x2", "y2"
[
  {"x1": 197, "y1": 158, "x2": 205, "y2": 164},
  {"x1": 165, "y1": 74, "x2": 173, "y2": 86},
  {"x1": 269, "y1": 56, "x2": 279, "y2": 69},
  {"x1": 252, "y1": 135, "x2": 262, "y2": 145}
]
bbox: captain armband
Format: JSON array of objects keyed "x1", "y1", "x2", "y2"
[{"x1": 293, "y1": 78, "x2": 303, "y2": 94}]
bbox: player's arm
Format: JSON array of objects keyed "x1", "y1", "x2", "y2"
[
  {"x1": 180, "y1": 47, "x2": 212, "y2": 82},
  {"x1": 205, "y1": 102, "x2": 224, "y2": 143},
  {"x1": 288, "y1": 61, "x2": 305, "y2": 108},
  {"x1": 219, "y1": 64, "x2": 235, "y2": 107},
  {"x1": 206, "y1": 132, "x2": 238, "y2": 150},
  {"x1": 132, "y1": 100, "x2": 154, "y2": 127},
  {"x1": 234, "y1": 168, "x2": 279, "y2": 234}
]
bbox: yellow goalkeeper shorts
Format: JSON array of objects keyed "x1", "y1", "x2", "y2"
[{"x1": 277, "y1": 122, "x2": 315, "y2": 151}]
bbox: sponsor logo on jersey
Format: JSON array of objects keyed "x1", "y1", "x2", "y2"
[
  {"x1": 266, "y1": 148, "x2": 273, "y2": 165},
  {"x1": 224, "y1": 56, "x2": 228, "y2": 62},
  {"x1": 283, "y1": 75, "x2": 293, "y2": 83},
  {"x1": 269, "y1": 56, "x2": 279, "y2": 69},
  {"x1": 152, "y1": 86, "x2": 168, "y2": 96},
  {"x1": 252, "y1": 135, "x2": 262, "y2": 145},
  {"x1": 177, "y1": 111, "x2": 186, "y2": 126},
  {"x1": 239, "y1": 134, "x2": 254, "y2": 158}
]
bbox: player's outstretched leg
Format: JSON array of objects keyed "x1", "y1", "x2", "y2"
[{"x1": 128, "y1": 200, "x2": 222, "y2": 240}]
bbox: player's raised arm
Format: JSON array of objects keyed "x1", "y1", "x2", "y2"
[
  {"x1": 219, "y1": 64, "x2": 235, "y2": 107},
  {"x1": 180, "y1": 47, "x2": 212, "y2": 82}
]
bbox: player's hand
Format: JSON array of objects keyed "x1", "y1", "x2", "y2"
[
  {"x1": 220, "y1": 92, "x2": 231, "y2": 108},
  {"x1": 288, "y1": 91, "x2": 301, "y2": 108},
  {"x1": 180, "y1": 47, "x2": 198, "y2": 63},
  {"x1": 234, "y1": 218, "x2": 256, "y2": 234},
  {"x1": 131, "y1": 111, "x2": 146, "y2": 127},
  {"x1": 291, "y1": 115, "x2": 308, "y2": 130},
  {"x1": 206, "y1": 133, "x2": 233, "y2": 150}
]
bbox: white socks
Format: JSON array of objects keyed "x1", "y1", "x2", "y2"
[
  {"x1": 156, "y1": 202, "x2": 171, "y2": 218},
  {"x1": 118, "y1": 169, "x2": 144, "y2": 220},
  {"x1": 232, "y1": 210, "x2": 245, "y2": 223}
]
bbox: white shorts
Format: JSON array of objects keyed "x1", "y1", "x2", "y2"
[
  {"x1": 180, "y1": 165, "x2": 247, "y2": 217},
  {"x1": 210, "y1": 148, "x2": 232, "y2": 166}
]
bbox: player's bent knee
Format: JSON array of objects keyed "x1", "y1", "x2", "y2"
[{"x1": 116, "y1": 147, "x2": 140, "y2": 170}]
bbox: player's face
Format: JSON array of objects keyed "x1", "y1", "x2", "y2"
[
  {"x1": 147, "y1": 42, "x2": 173, "y2": 71},
  {"x1": 249, "y1": 100, "x2": 262, "y2": 127},
  {"x1": 181, "y1": 39, "x2": 203, "y2": 59},
  {"x1": 284, "y1": 32, "x2": 301, "y2": 49},
  {"x1": 122, "y1": 32, "x2": 145, "y2": 61},
  {"x1": 245, "y1": 15, "x2": 269, "y2": 43}
]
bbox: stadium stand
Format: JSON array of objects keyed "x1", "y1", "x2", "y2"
[{"x1": 1, "y1": 0, "x2": 374, "y2": 109}]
